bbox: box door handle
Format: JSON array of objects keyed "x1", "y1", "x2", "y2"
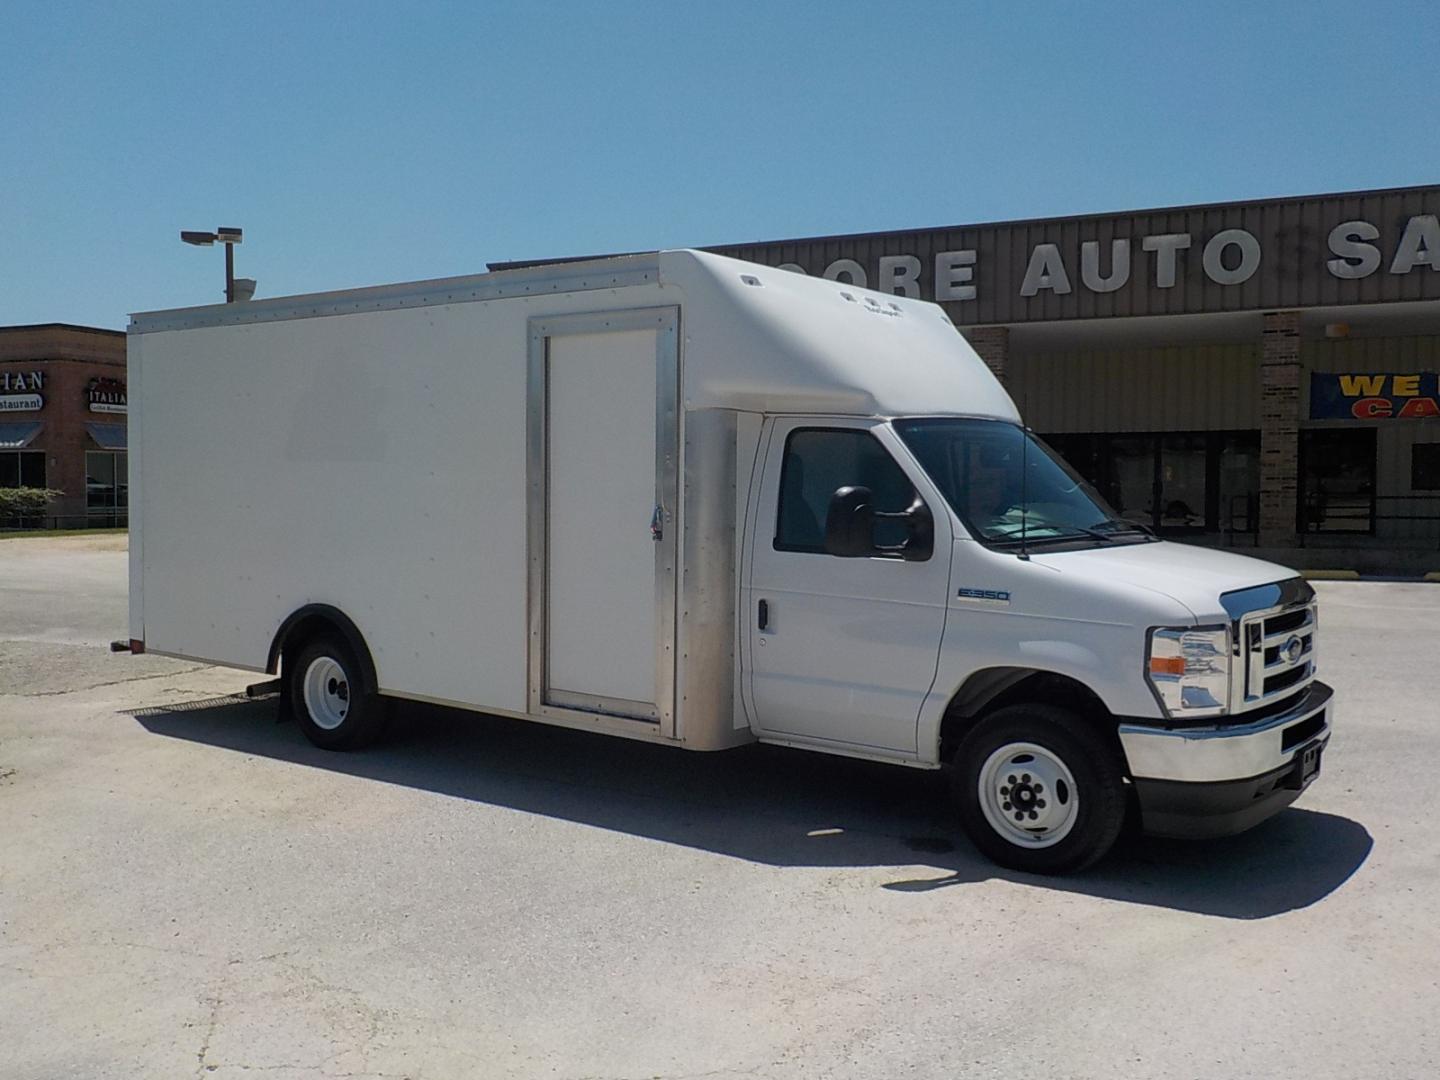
[
  {"x1": 757, "y1": 599, "x2": 769, "y2": 631},
  {"x1": 650, "y1": 503, "x2": 664, "y2": 542}
]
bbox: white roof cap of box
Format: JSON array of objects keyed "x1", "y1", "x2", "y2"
[{"x1": 659, "y1": 249, "x2": 1017, "y2": 419}]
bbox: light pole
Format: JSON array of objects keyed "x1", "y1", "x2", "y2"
[{"x1": 180, "y1": 226, "x2": 245, "y2": 302}]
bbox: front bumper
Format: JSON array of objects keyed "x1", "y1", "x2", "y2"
[{"x1": 1118, "y1": 681, "x2": 1333, "y2": 838}]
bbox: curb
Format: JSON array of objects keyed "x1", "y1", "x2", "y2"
[{"x1": 1301, "y1": 570, "x2": 1361, "y2": 581}]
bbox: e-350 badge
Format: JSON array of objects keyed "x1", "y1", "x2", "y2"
[{"x1": 956, "y1": 587, "x2": 1011, "y2": 606}]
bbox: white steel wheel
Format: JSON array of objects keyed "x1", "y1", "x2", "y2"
[
  {"x1": 977, "y1": 741, "x2": 1079, "y2": 849},
  {"x1": 302, "y1": 655, "x2": 351, "y2": 730},
  {"x1": 287, "y1": 634, "x2": 387, "y2": 751}
]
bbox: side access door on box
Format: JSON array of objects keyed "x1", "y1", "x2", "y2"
[
  {"x1": 743, "y1": 418, "x2": 953, "y2": 755},
  {"x1": 526, "y1": 308, "x2": 680, "y2": 735}
]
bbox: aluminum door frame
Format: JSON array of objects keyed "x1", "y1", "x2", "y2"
[{"x1": 526, "y1": 307, "x2": 680, "y2": 736}]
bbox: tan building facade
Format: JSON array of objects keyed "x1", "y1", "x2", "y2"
[
  {"x1": 0, "y1": 324, "x2": 127, "y2": 526},
  {"x1": 707, "y1": 185, "x2": 1440, "y2": 568}
]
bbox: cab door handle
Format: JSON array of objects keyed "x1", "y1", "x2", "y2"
[{"x1": 757, "y1": 599, "x2": 769, "y2": 630}]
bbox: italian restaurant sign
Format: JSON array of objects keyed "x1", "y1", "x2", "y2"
[
  {"x1": 1310, "y1": 373, "x2": 1440, "y2": 420},
  {"x1": 0, "y1": 369, "x2": 44, "y2": 412},
  {"x1": 86, "y1": 377, "x2": 127, "y2": 414}
]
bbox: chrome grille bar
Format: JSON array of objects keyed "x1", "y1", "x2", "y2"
[{"x1": 1230, "y1": 593, "x2": 1317, "y2": 714}]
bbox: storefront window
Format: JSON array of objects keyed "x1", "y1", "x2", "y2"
[
  {"x1": 1412, "y1": 444, "x2": 1440, "y2": 491},
  {"x1": 1044, "y1": 431, "x2": 1260, "y2": 536},
  {"x1": 0, "y1": 451, "x2": 46, "y2": 489},
  {"x1": 85, "y1": 451, "x2": 128, "y2": 522},
  {"x1": 1299, "y1": 430, "x2": 1376, "y2": 533}
]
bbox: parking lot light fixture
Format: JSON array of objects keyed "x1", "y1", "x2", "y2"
[{"x1": 180, "y1": 226, "x2": 244, "y2": 303}]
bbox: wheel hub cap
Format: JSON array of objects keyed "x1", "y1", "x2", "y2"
[
  {"x1": 977, "y1": 742, "x2": 1079, "y2": 849},
  {"x1": 302, "y1": 656, "x2": 350, "y2": 731}
]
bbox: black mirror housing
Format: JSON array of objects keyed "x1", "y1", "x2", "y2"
[
  {"x1": 899, "y1": 497, "x2": 934, "y2": 561},
  {"x1": 824, "y1": 486, "x2": 934, "y2": 561},
  {"x1": 824, "y1": 486, "x2": 876, "y2": 557}
]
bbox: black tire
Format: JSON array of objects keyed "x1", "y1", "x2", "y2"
[
  {"x1": 286, "y1": 634, "x2": 387, "y2": 751},
  {"x1": 949, "y1": 704, "x2": 1127, "y2": 875}
]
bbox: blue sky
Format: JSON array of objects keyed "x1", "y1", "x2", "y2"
[{"x1": 3, "y1": 0, "x2": 1437, "y2": 329}]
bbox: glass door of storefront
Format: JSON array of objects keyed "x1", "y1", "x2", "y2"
[
  {"x1": 1157, "y1": 435, "x2": 1208, "y2": 530},
  {"x1": 1298, "y1": 429, "x2": 1376, "y2": 534},
  {"x1": 84, "y1": 450, "x2": 128, "y2": 527},
  {"x1": 1107, "y1": 436, "x2": 1156, "y2": 528},
  {"x1": 1216, "y1": 434, "x2": 1260, "y2": 535}
]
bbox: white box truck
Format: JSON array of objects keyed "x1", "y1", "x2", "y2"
[{"x1": 126, "y1": 250, "x2": 1332, "y2": 873}]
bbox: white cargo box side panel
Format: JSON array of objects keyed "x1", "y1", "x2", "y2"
[{"x1": 135, "y1": 283, "x2": 665, "y2": 712}]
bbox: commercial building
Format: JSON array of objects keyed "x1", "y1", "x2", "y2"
[
  {"x1": 0, "y1": 324, "x2": 127, "y2": 526},
  {"x1": 696, "y1": 184, "x2": 1440, "y2": 569},
  {"x1": 14, "y1": 186, "x2": 1437, "y2": 566}
]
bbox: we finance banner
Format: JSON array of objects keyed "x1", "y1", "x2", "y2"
[{"x1": 1310, "y1": 372, "x2": 1440, "y2": 420}]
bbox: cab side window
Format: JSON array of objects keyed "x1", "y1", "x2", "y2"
[{"x1": 774, "y1": 428, "x2": 916, "y2": 553}]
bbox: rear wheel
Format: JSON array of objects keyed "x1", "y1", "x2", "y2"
[
  {"x1": 950, "y1": 704, "x2": 1126, "y2": 874},
  {"x1": 287, "y1": 635, "x2": 387, "y2": 751}
]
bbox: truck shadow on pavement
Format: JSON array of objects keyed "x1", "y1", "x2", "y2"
[{"x1": 132, "y1": 693, "x2": 1372, "y2": 921}]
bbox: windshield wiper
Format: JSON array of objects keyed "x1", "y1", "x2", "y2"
[{"x1": 989, "y1": 525, "x2": 1119, "y2": 549}]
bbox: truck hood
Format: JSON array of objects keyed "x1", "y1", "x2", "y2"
[{"x1": 1030, "y1": 540, "x2": 1297, "y2": 623}]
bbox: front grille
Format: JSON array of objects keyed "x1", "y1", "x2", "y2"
[
  {"x1": 1265, "y1": 664, "x2": 1310, "y2": 695},
  {"x1": 1265, "y1": 608, "x2": 1310, "y2": 636},
  {"x1": 1233, "y1": 598, "x2": 1317, "y2": 714}
]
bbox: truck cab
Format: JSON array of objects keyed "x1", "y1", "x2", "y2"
[{"x1": 741, "y1": 410, "x2": 1330, "y2": 873}]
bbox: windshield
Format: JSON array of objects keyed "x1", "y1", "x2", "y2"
[{"x1": 894, "y1": 418, "x2": 1151, "y2": 548}]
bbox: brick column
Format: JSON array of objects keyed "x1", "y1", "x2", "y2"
[
  {"x1": 1259, "y1": 311, "x2": 1302, "y2": 546},
  {"x1": 962, "y1": 325, "x2": 1009, "y2": 385}
]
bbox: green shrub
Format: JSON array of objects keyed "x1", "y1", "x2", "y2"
[{"x1": 0, "y1": 487, "x2": 63, "y2": 523}]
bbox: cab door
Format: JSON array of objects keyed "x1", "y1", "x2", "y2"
[{"x1": 743, "y1": 418, "x2": 952, "y2": 753}]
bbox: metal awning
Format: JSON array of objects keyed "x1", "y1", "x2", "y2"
[
  {"x1": 85, "y1": 422, "x2": 127, "y2": 450},
  {"x1": 0, "y1": 422, "x2": 43, "y2": 449}
]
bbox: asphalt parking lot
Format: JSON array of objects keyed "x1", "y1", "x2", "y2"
[{"x1": 1, "y1": 534, "x2": 1437, "y2": 1079}]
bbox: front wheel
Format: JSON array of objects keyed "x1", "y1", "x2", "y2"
[
  {"x1": 950, "y1": 705, "x2": 1127, "y2": 874},
  {"x1": 287, "y1": 635, "x2": 387, "y2": 751}
]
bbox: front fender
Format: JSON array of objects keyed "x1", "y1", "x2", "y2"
[{"x1": 916, "y1": 618, "x2": 1163, "y2": 765}]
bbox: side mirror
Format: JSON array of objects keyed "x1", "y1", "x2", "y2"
[
  {"x1": 898, "y1": 496, "x2": 934, "y2": 562},
  {"x1": 824, "y1": 486, "x2": 876, "y2": 557},
  {"x1": 824, "y1": 486, "x2": 935, "y2": 561}
]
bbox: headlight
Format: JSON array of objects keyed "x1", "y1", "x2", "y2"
[{"x1": 1146, "y1": 626, "x2": 1230, "y2": 718}]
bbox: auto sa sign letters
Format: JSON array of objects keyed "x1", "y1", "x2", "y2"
[
  {"x1": 779, "y1": 213, "x2": 1440, "y2": 304},
  {"x1": 1310, "y1": 373, "x2": 1440, "y2": 420}
]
